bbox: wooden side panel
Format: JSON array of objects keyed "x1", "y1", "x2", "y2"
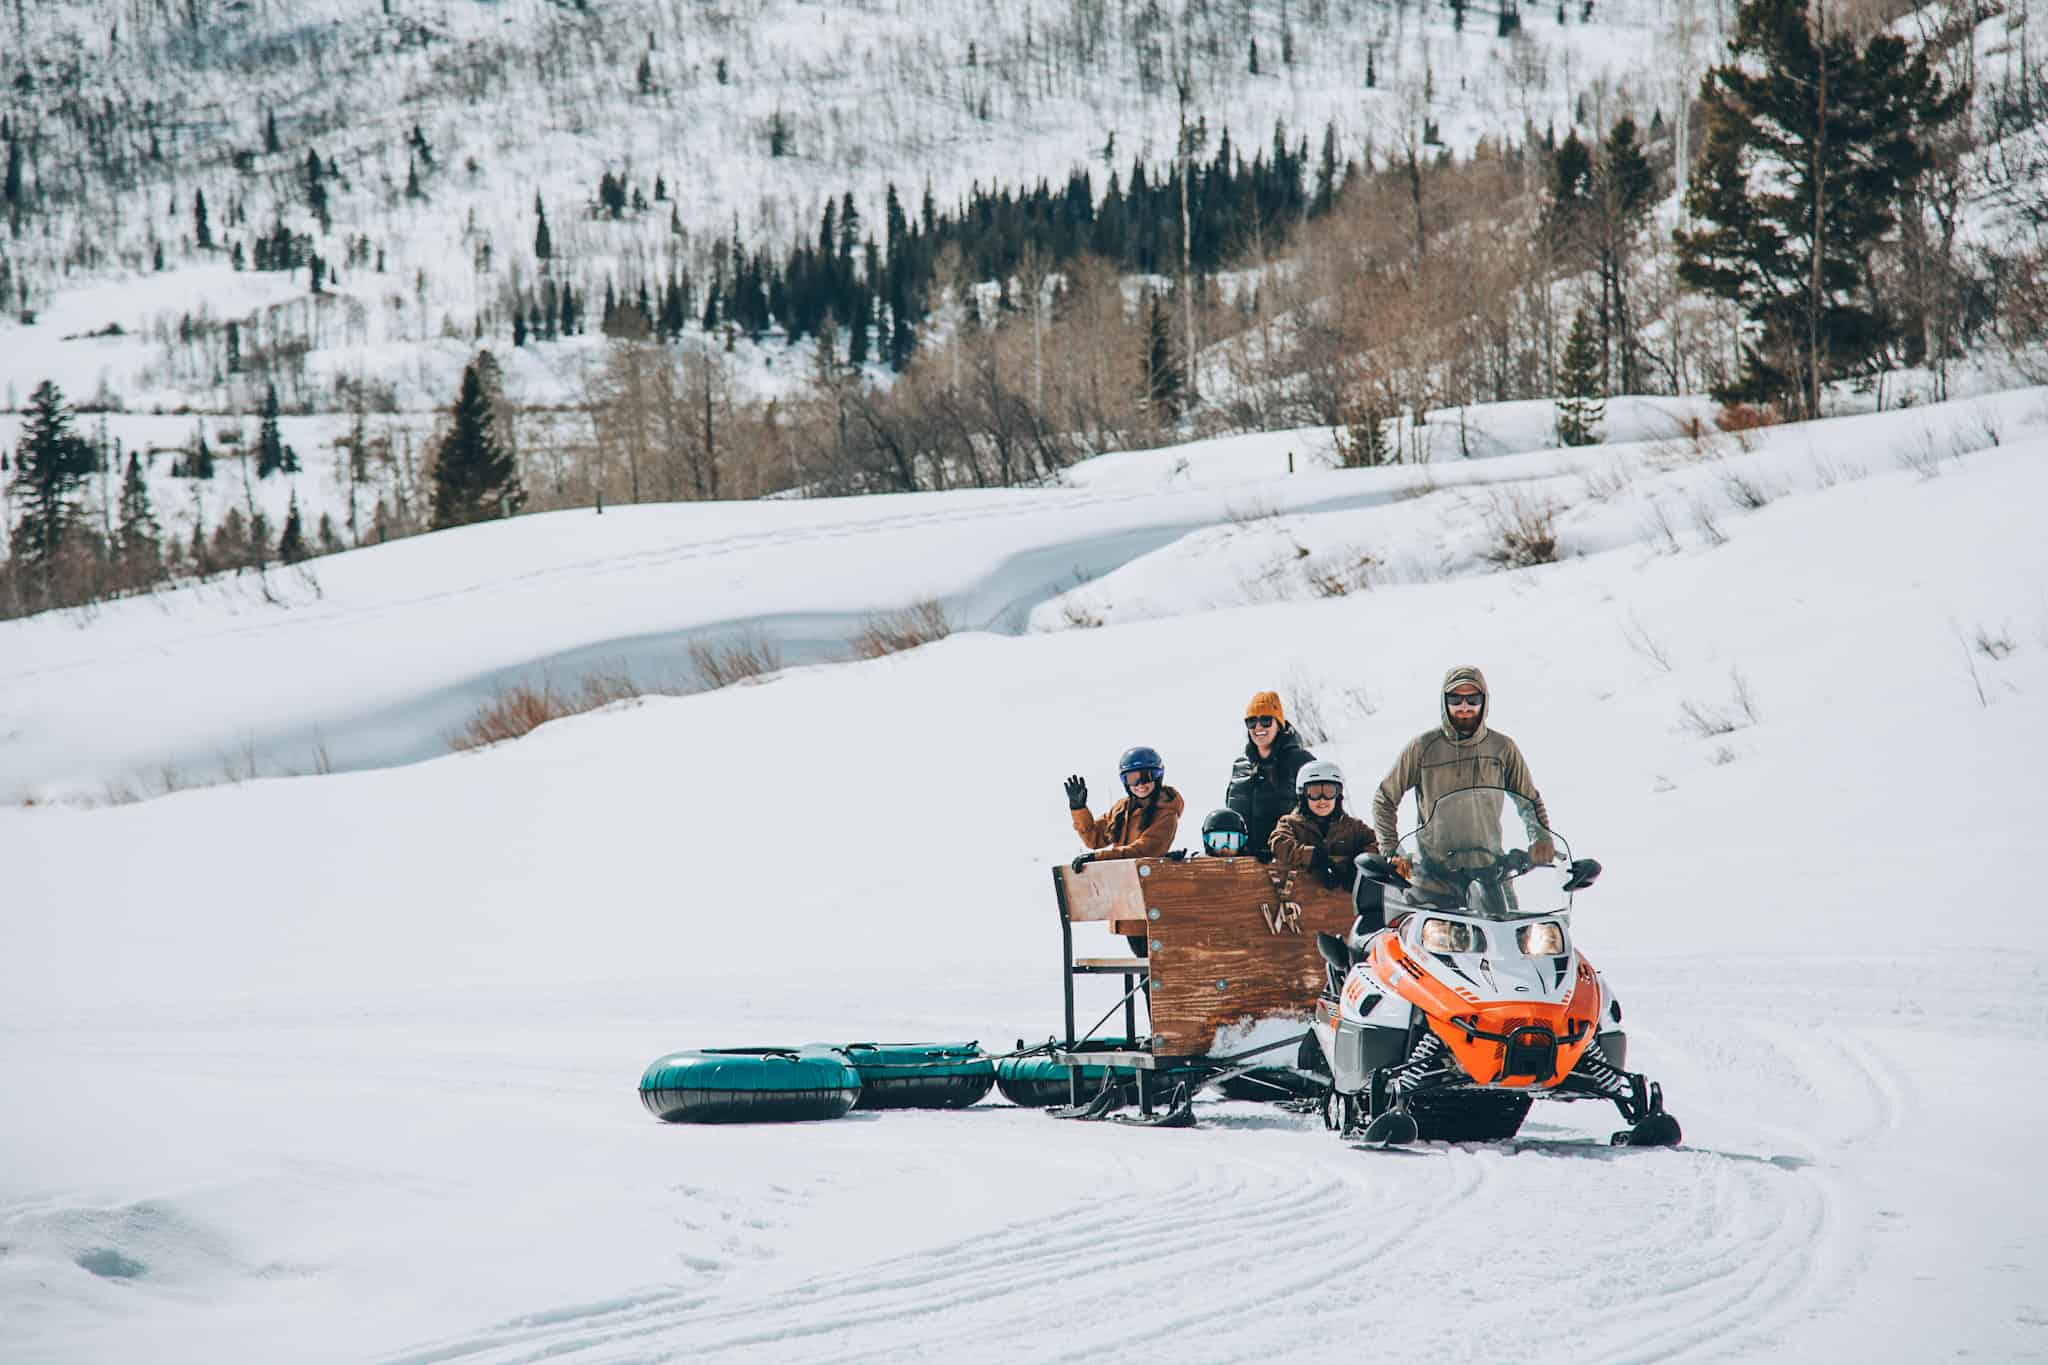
[
  {"x1": 1056, "y1": 860, "x2": 1147, "y2": 923},
  {"x1": 1134, "y1": 857, "x2": 1356, "y2": 1056}
]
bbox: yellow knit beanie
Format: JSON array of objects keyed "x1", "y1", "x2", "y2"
[{"x1": 1244, "y1": 691, "x2": 1286, "y2": 723}]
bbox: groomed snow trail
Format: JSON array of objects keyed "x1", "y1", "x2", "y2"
[{"x1": 348, "y1": 959, "x2": 2046, "y2": 1365}]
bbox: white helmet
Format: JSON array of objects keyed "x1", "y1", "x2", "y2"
[{"x1": 1295, "y1": 759, "x2": 1345, "y2": 795}]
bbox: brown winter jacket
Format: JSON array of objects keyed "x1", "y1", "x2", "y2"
[
  {"x1": 1072, "y1": 786, "x2": 1186, "y2": 860},
  {"x1": 1371, "y1": 666, "x2": 1552, "y2": 853},
  {"x1": 1268, "y1": 807, "x2": 1379, "y2": 872}
]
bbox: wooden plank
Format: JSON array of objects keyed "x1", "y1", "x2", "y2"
[
  {"x1": 1072, "y1": 957, "x2": 1150, "y2": 971},
  {"x1": 1056, "y1": 860, "x2": 1147, "y2": 923},
  {"x1": 1131, "y1": 857, "x2": 1356, "y2": 1056}
]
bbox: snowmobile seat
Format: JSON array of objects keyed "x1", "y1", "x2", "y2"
[{"x1": 1351, "y1": 876, "x2": 1386, "y2": 932}]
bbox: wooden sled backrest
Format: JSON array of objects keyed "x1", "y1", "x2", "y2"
[
  {"x1": 1056, "y1": 858, "x2": 1147, "y2": 923},
  {"x1": 1055, "y1": 857, "x2": 1355, "y2": 1056}
]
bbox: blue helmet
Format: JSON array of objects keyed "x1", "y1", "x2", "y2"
[{"x1": 1118, "y1": 745, "x2": 1165, "y2": 785}]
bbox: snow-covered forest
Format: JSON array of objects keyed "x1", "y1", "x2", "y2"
[{"x1": 4, "y1": 0, "x2": 2044, "y2": 619}]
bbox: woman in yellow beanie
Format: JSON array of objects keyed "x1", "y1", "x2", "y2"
[{"x1": 1224, "y1": 690, "x2": 1317, "y2": 858}]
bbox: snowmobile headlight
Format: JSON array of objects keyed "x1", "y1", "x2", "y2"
[
  {"x1": 1518, "y1": 921, "x2": 1565, "y2": 956},
  {"x1": 1420, "y1": 918, "x2": 1483, "y2": 953}
]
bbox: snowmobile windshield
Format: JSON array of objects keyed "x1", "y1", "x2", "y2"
[{"x1": 1393, "y1": 787, "x2": 1572, "y2": 919}]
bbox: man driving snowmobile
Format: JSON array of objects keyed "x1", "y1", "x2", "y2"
[{"x1": 1371, "y1": 667, "x2": 1555, "y2": 868}]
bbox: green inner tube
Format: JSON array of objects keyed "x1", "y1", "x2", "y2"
[
  {"x1": 815, "y1": 1042, "x2": 997, "y2": 1110},
  {"x1": 638, "y1": 1048, "x2": 863, "y2": 1124}
]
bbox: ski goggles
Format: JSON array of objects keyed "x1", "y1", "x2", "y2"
[
  {"x1": 1122, "y1": 769, "x2": 1161, "y2": 788},
  {"x1": 1303, "y1": 783, "x2": 1341, "y2": 802},
  {"x1": 1204, "y1": 830, "x2": 1248, "y2": 854},
  {"x1": 1444, "y1": 692, "x2": 1485, "y2": 709}
]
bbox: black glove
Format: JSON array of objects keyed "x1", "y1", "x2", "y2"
[
  {"x1": 1164, "y1": 848, "x2": 1189, "y2": 862},
  {"x1": 1064, "y1": 774, "x2": 1088, "y2": 810},
  {"x1": 1321, "y1": 861, "x2": 1355, "y2": 891},
  {"x1": 1071, "y1": 851, "x2": 1096, "y2": 873}
]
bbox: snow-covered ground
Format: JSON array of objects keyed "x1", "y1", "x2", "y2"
[{"x1": 4, "y1": 393, "x2": 2047, "y2": 1362}]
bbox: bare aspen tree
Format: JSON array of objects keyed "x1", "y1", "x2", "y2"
[
  {"x1": 1670, "y1": 0, "x2": 1706, "y2": 224},
  {"x1": 1015, "y1": 245, "x2": 1053, "y2": 412},
  {"x1": 1176, "y1": 4, "x2": 1200, "y2": 403},
  {"x1": 588, "y1": 313, "x2": 659, "y2": 505}
]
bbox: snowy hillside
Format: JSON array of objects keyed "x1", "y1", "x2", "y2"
[
  {"x1": 0, "y1": 0, "x2": 1705, "y2": 414},
  {"x1": 4, "y1": 394, "x2": 2046, "y2": 1362}
]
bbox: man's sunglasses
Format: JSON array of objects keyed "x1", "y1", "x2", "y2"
[
  {"x1": 1204, "y1": 830, "x2": 1248, "y2": 853},
  {"x1": 1244, "y1": 716, "x2": 1278, "y2": 730},
  {"x1": 1444, "y1": 693, "x2": 1485, "y2": 708}
]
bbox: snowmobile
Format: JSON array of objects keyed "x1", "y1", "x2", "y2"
[{"x1": 1305, "y1": 786, "x2": 1681, "y2": 1147}]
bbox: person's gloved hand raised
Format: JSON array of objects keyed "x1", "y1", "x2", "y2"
[
  {"x1": 1071, "y1": 851, "x2": 1097, "y2": 873},
  {"x1": 1064, "y1": 775, "x2": 1088, "y2": 810}
]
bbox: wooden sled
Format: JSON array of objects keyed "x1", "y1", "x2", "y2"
[{"x1": 1049, "y1": 855, "x2": 1363, "y2": 1123}]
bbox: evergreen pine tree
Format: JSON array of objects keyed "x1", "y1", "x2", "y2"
[
  {"x1": 430, "y1": 359, "x2": 527, "y2": 530},
  {"x1": 4, "y1": 136, "x2": 24, "y2": 213},
  {"x1": 115, "y1": 452, "x2": 163, "y2": 589},
  {"x1": 1314, "y1": 122, "x2": 1339, "y2": 215},
  {"x1": 194, "y1": 189, "x2": 212, "y2": 249},
  {"x1": 534, "y1": 204, "x2": 551, "y2": 261},
  {"x1": 1143, "y1": 293, "x2": 1183, "y2": 417},
  {"x1": 278, "y1": 490, "x2": 308, "y2": 563},
  {"x1": 1675, "y1": 0, "x2": 1964, "y2": 415},
  {"x1": 225, "y1": 321, "x2": 240, "y2": 374},
  {"x1": 188, "y1": 423, "x2": 216, "y2": 479},
  {"x1": 256, "y1": 383, "x2": 286, "y2": 478},
  {"x1": 264, "y1": 110, "x2": 280, "y2": 154},
  {"x1": 848, "y1": 289, "x2": 871, "y2": 365},
  {"x1": 8, "y1": 380, "x2": 96, "y2": 597},
  {"x1": 1555, "y1": 308, "x2": 1605, "y2": 446}
]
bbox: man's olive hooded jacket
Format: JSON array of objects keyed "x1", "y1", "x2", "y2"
[{"x1": 1371, "y1": 665, "x2": 1552, "y2": 853}]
